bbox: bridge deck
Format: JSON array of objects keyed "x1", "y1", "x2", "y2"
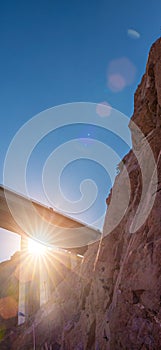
[{"x1": 0, "y1": 186, "x2": 101, "y2": 254}]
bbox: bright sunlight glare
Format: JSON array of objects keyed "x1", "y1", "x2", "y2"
[{"x1": 28, "y1": 238, "x2": 47, "y2": 256}]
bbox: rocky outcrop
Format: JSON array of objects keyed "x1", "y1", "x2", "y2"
[
  {"x1": 0, "y1": 253, "x2": 19, "y2": 333},
  {"x1": 1, "y1": 37, "x2": 161, "y2": 349}
]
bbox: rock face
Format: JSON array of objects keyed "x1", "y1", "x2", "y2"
[
  {"x1": 0, "y1": 253, "x2": 19, "y2": 332},
  {"x1": 1, "y1": 37, "x2": 161, "y2": 349}
]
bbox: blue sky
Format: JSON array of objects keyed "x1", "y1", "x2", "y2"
[{"x1": 0, "y1": 0, "x2": 161, "y2": 261}]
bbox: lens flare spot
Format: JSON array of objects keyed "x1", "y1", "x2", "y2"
[
  {"x1": 0, "y1": 297, "x2": 18, "y2": 319},
  {"x1": 127, "y1": 28, "x2": 140, "y2": 39},
  {"x1": 96, "y1": 101, "x2": 112, "y2": 117},
  {"x1": 108, "y1": 74, "x2": 126, "y2": 92},
  {"x1": 107, "y1": 57, "x2": 136, "y2": 92},
  {"x1": 0, "y1": 325, "x2": 5, "y2": 341}
]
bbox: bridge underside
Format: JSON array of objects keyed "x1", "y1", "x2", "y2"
[
  {"x1": 0, "y1": 186, "x2": 100, "y2": 253},
  {"x1": 0, "y1": 186, "x2": 101, "y2": 324}
]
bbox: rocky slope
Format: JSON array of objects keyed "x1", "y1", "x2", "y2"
[
  {"x1": 1, "y1": 37, "x2": 161, "y2": 349},
  {"x1": 0, "y1": 253, "x2": 19, "y2": 333}
]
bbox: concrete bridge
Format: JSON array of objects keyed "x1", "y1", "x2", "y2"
[{"x1": 0, "y1": 186, "x2": 100, "y2": 324}]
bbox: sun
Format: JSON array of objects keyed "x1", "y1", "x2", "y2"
[{"x1": 27, "y1": 238, "x2": 47, "y2": 256}]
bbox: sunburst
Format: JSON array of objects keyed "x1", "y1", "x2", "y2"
[{"x1": 27, "y1": 238, "x2": 47, "y2": 256}]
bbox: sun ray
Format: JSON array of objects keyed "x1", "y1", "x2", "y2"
[{"x1": 27, "y1": 238, "x2": 47, "y2": 256}]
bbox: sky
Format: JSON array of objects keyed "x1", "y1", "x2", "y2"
[{"x1": 0, "y1": 0, "x2": 161, "y2": 261}]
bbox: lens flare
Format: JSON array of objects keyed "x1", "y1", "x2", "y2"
[
  {"x1": 107, "y1": 57, "x2": 136, "y2": 92},
  {"x1": 96, "y1": 101, "x2": 111, "y2": 117},
  {"x1": 127, "y1": 29, "x2": 140, "y2": 39},
  {"x1": 28, "y1": 238, "x2": 47, "y2": 256},
  {"x1": 0, "y1": 296, "x2": 18, "y2": 319}
]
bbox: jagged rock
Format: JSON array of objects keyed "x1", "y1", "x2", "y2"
[{"x1": 1, "y1": 37, "x2": 161, "y2": 349}]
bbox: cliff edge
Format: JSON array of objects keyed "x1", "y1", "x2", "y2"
[{"x1": 2, "y1": 37, "x2": 161, "y2": 350}]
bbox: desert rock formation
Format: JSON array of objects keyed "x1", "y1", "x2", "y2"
[{"x1": 1, "y1": 37, "x2": 161, "y2": 350}]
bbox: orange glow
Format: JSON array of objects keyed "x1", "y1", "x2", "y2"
[{"x1": 0, "y1": 296, "x2": 18, "y2": 319}]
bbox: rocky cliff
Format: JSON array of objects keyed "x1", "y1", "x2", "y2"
[
  {"x1": 1, "y1": 37, "x2": 161, "y2": 350},
  {"x1": 0, "y1": 253, "x2": 19, "y2": 334}
]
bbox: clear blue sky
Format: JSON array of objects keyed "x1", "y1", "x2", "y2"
[{"x1": 0, "y1": 0, "x2": 161, "y2": 261}]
